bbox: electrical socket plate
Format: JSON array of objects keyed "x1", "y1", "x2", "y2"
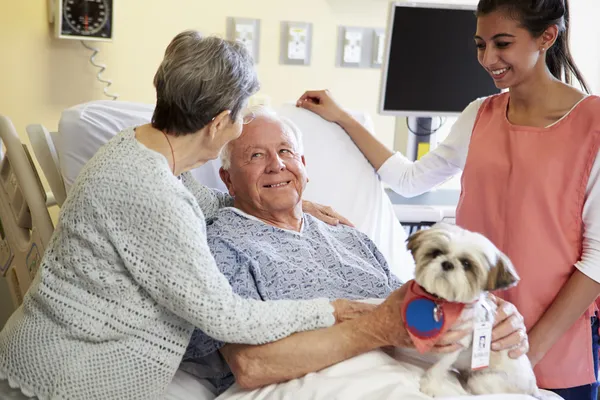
[
  {"x1": 227, "y1": 17, "x2": 261, "y2": 64},
  {"x1": 280, "y1": 21, "x2": 312, "y2": 66},
  {"x1": 337, "y1": 26, "x2": 385, "y2": 69}
]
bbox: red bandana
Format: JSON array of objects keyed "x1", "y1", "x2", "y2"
[{"x1": 401, "y1": 280, "x2": 467, "y2": 353}]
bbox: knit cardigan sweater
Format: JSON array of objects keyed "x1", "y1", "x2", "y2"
[{"x1": 0, "y1": 127, "x2": 335, "y2": 399}]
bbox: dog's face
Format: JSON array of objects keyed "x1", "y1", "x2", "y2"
[{"x1": 406, "y1": 223, "x2": 519, "y2": 303}]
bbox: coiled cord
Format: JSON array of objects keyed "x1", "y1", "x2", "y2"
[{"x1": 80, "y1": 40, "x2": 119, "y2": 100}]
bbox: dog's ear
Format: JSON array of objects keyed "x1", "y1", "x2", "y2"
[
  {"x1": 485, "y1": 252, "x2": 520, "y2": 291},
  {"x1": 406, "y1": 229, "x2": 427, "y2": 255}
]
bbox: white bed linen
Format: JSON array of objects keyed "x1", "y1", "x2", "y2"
[
  {"x1": 213, "y1": 349, "x2": 561, "y2": 400},
  {"x1": 0, "y1": 358, "x2": 561, "y2": 400},
  {"x1": 164, "y1": 369, "x2": 218, "y2": 400},
  {"x1": 0, "y1": 369, "x2": 218, "y2": 400}
]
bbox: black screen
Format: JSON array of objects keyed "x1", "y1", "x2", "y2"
[{"x1": 382, "y1": 5, "x2": 499, "y2": 115}]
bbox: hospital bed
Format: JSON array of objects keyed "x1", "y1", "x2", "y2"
[{"x1": 0, "y1": 102, "x2": 559, "y2": 400}]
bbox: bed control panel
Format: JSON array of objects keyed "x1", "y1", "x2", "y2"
[{"x1": 0, "y1": 220, "x2": 13, "y2": 276}]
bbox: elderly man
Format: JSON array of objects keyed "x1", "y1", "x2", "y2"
[{"x1": 181, "y1": 107, "x2": 529, "y2": 395}]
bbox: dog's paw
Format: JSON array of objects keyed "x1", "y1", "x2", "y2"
[
  {"x1": 466, "y1": 372, "x2": 504, "y2": 395},
  {"x1": 466, "y1": 370, "x2": 538, "y2": 396},
  {"x1": 420, "y1": 372, "x2": 469, "y2": 397}
]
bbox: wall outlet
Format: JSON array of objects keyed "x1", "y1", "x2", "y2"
[
  {"x1": 280, "y1": 21, "x2": 312, "y2": 66},
  {"x1": 343, "y1": 29, "x2": 363, "y2": 65},
  {"x1": 227, "y1": 17, "x2": 261, "y2": 63},
  {"x1": 337, "y1": 26, "x2": 384, "y2": 69}
]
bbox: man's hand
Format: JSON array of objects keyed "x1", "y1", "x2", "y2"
[
  {"x1": 365, "y1": 284, "x2": 414, "y2": 348},
  {"x1": 363, "y1": 284, "x2": 474, "y2": 351},
  {"x1": 490, "y1": 294, "x2": 529, "y2": 359},
  {"x1": 296, "y1": 90, "x2": 349, "y2": 124},
  {"x1": 302, "y1": 200, "x2": 354, "y2": 227}
]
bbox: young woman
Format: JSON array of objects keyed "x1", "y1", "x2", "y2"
[{"x1": 297, "y1": 1, "x2": 600, "y2": 399}]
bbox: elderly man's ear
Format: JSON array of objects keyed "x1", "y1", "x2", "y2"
[
  {"x1": 301, "y1": 156, "x2": 309, "y2": 183},
  {"x1": 219, "y1": 167, "x2": 235, "y2": 196}
]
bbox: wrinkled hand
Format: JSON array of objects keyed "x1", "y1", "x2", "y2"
[
  {"x1": 490, "y1": 294, "x2": 529, "y2": 359},
  {"x1": 367, "y1": 283, "x2": 414, "y2": 348},
  {"x1": 331, "y1": 299, "x2": 378, "y2": 324},
  {"x1": 302, "y1": 200, "x2": 354, "y2": 227},
  {"x1": 296, "y1": 90, "x2": 348, "y2": 124},
  {"x1": 367, "y1": 284, "x2": 474, "y2": 351}
]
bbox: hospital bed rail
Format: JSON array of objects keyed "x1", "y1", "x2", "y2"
[{"x1": 0, "y1": 115, "x2": 53, "y2": 327}]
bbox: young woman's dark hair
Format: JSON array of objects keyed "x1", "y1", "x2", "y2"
[{"x1": 476, "y1": 0, "x2": 590, "y2": 93}]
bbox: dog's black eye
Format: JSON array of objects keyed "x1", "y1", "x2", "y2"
[
  {"x1": 460, "y1": 259, "x2": 472, "y2": 270},
  {"x1": 429, "y1": 250, "x2": 443, "y2": 259}
]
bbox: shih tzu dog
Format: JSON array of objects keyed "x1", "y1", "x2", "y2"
[{"x1": 404, "y1": 223, "x2": 540, "y2": 398}]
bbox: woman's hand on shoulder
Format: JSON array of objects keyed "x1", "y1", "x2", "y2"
[
  {"x1": 302, "y1": 200, "x2": 354, "y2": 227},
  {"x1": 296, "y1": 90, "x2": 349, "y2": 124}
]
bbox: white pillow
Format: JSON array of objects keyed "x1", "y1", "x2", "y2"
[
  {"x1": 58, "y1": 100, "x2": 226, "y2": 193},
  {"x1": 57, "y1": 100, "x2": 414, "y2": 281}
]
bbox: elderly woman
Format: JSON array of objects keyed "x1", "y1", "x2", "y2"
[{"x1": 0, "y1": 31, "x2": 380, "y2": 400}]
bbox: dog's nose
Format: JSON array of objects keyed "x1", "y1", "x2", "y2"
[{"x1": 441, "y1": 261, "x2": 454, "y2": 271}]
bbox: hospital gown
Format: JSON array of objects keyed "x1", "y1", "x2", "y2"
[{"x1": 181, "y1": 207, "x2": 402, "y2": 393}]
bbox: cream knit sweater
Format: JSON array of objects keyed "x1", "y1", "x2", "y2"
[{"x1": 0, "y1": 127, "x2": 335, "y2": 399}]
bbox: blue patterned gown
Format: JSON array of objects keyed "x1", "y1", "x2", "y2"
[{"x1": 181, "y1": 207, "x2": 402, "y2": 393}]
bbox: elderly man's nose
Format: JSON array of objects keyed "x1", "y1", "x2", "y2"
[{"x1": 267, "y1": 155, "x2": 285, "y2": 171}]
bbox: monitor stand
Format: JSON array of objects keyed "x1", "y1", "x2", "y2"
[{"x1": 405, "y1": 116, "x2": 434, "y2": 161}]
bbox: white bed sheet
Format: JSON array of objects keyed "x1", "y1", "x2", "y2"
[
  {"x1": 213, "y1": 349, "x2": 561, "y2": 400},
  {"x1": 0, "y1": 370, "x2": 218, "y2": 400},
  {"x1": 0, "y1": 362, "x2": 561, "y2": 400},
  {"x1": 164, "y1": 370, "x2": 218, "y2": 400}
]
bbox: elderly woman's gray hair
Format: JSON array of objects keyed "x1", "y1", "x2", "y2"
[
  {"x1": 220, "y1": 106, "x2": 304, "y2": 170},
  {"x1": 151, "y1": 30, "x2": 260, "y2": 136}
]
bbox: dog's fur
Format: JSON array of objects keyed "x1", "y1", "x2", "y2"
[{"x1": 406, "y1": 223, "x2": 540, "y2": 398}]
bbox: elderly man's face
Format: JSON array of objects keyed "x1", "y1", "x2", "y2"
[{"x1": 220, "y1": 117, "x2": 307, "y2": 214}]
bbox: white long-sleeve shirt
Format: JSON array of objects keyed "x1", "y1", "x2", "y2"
[{"x1": 377, "y1": 98, "x2": 600, "y2": 284}]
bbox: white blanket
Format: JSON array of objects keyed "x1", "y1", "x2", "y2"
[
  {"x1": 216, "y1": 349, "x2": 562, "y2": 400},
  {"x1": 0, "y1": 350, "x2": 561, "y2": 400}
]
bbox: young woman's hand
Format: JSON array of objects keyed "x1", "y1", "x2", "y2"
[
  {"x1": 489, "y1": 294, "x2": 529, "y2": 359},
  {"x1": 302, "y1": 200, "x2": 354, "y2": 227},
  {"x1": 296, "y1": 90, "x2": 349, "y2": 124}
]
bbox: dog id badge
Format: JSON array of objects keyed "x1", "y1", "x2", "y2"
[{"x1": 471, "y1": 302, "x2": 493, "y2": 371}]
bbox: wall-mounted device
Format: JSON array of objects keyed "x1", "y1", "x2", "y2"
[
  {"x1": 380, "y1": 2, "x2": 499, "y2": 117},
  {"x1": 341, "y1": 27, "x2": 363, "y2": 67},
  {"x1": 226, "y1": 17, "x2": 261, "y2": 63},
  {"x1": 336, "y1": 27, "x2": 384, "y2": 69},
  {"x1": 47, "y1": 0, "x2": 118, "y2": 99},
  {"x1": 48, "y1": 0, "x2": 114, "y2": 42},
  {"x1": 280, "y1": 21, "x2": 313, "y2": 66},
  {"x1": 371, "y1": 29, "x2": 385, "y2": 68}
]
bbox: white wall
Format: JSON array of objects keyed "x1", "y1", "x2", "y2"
[
  {"x1": 0, "y1": 0, "x2": 397, "y2": 149},
  {"x1": 569, "y1": 0, "x2": 600, "y2": 94}
]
